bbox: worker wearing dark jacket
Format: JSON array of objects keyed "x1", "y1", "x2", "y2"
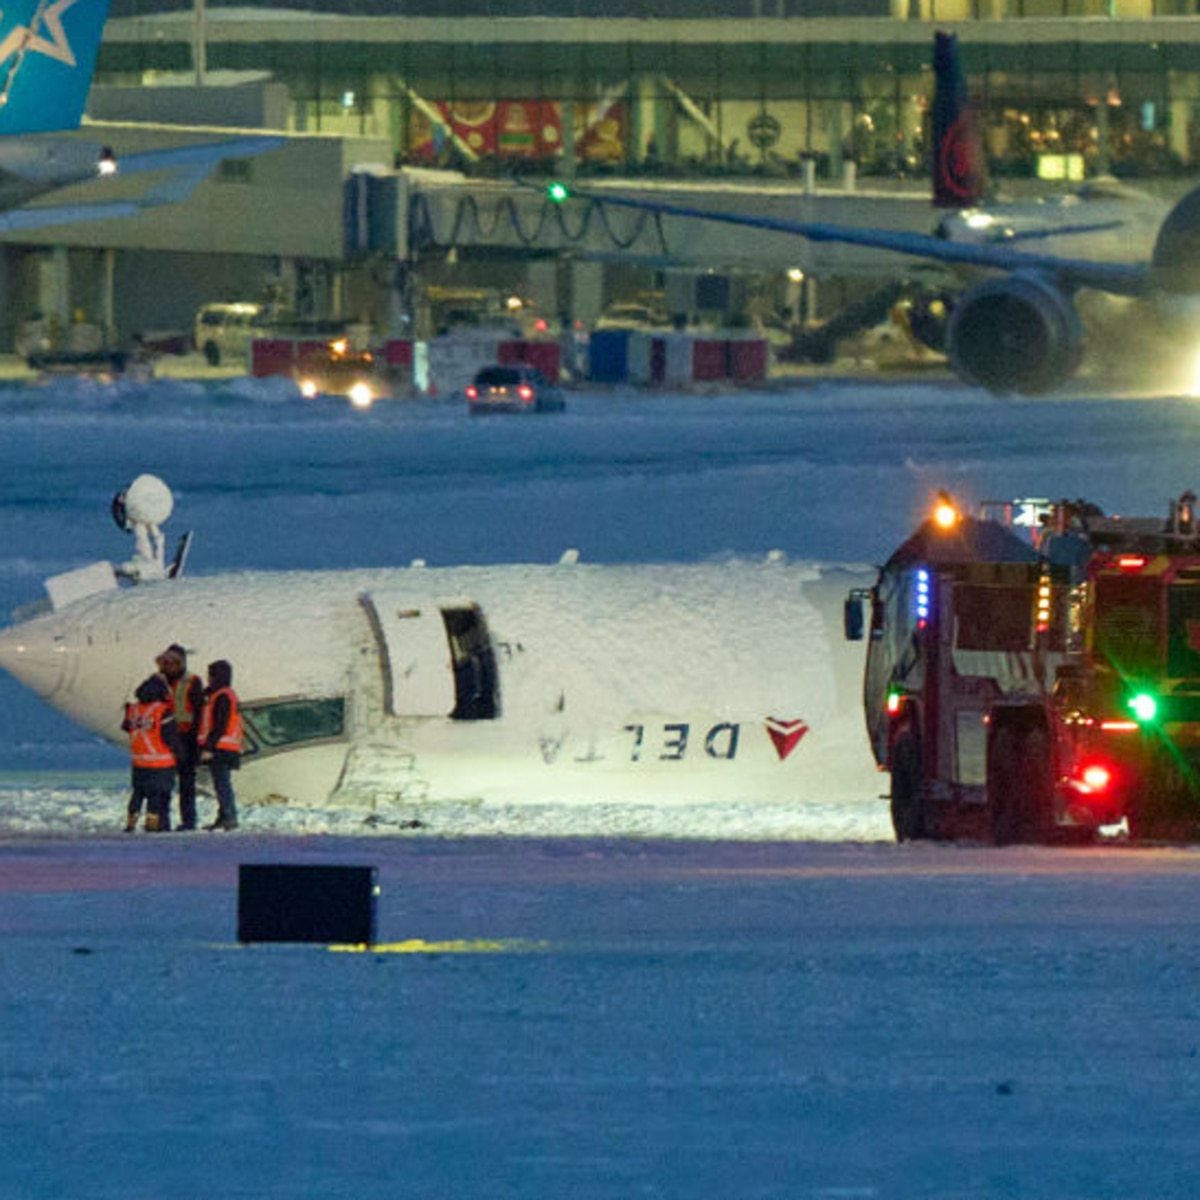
[
  {"x1": 122, "y1": 674, "x2": 181, "y2": 832},
  {"x1": 156, "y1": 643, "x2": 205, "y2": 831},
  {"x1": 199, "y1": 659, "x2": 243, "y2": 831}
]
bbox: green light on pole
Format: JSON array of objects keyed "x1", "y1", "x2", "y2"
[
  {"x1": 1128, "y1": 692, "x2": 1158, "y2": 723},
  {"x1": 547, "y1": 181, "x2": 570, "y2": 203}
]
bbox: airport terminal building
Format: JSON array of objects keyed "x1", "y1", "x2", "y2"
[
  {"x1": 98, "y1": 0, "x2": 1200, "y2": 181},
  {"x1": 10, "y1": 0, "x2": 1200, "y2": 357}
]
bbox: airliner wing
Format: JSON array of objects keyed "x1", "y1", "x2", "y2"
[
  {"x1": 553, "y1": 186, "x2": 1154, "y2": 300},
  {"x1": 0, "y1": 135, "x2": 285, "y2": 231},
  {"x1": 114, "y1": 135, "x2": 286, "y2": 179},
  {"x1": 112, "y1": 135, "x2": 287, "y2": 209},
  {"x1": 0, "y1": 198, "x2": 140, "y2": 232}
]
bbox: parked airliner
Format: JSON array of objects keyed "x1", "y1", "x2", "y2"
[
  {"x1": 546, "y1": 32, "x2": 1193, "y2": 395},
  {"x1": 0, "y1": 0, "x2": 282, "y2": 233}
]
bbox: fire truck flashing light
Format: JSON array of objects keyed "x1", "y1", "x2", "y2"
[
  {"x1": 915, "y1": 568, "x2": 931, "y2": 627},
  {"x1": 933, "y1": 492, "x2": 959, "y2": 530}
]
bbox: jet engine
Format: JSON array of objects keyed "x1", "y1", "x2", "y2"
[{"x1": 946, "y1": 273, "x2": 1084, "y2": 395}]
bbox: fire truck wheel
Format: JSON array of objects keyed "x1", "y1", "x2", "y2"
[
  {"x1": 890, "y1": 734, "x2": 926, "y2": 841},
  {"x1": 990, "y1": 725, "x2": 1052, "y2": 845}
]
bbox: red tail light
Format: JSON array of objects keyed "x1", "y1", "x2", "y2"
[
  {"x1": 518, "y1": 384, "x2": 534, "y2": 402},
  {"x1": 1081, "y1": 763, "x2": 1112, "y2": 791},
  {"x1": 465, "y1": 385, "x2": 478, "y2": 401}
]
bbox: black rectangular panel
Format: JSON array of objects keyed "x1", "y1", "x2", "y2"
[{"x1": 237, "y1": 864, "x2": 378, "y2": 944}]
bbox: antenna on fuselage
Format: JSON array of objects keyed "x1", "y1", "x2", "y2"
[{"x1": 112, "y1": 474, "x2": 189, "y2": 583}]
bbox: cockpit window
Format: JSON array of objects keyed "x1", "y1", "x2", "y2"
[{"x1": 241, "y1": 697, "x2": 346, "y2": 753}]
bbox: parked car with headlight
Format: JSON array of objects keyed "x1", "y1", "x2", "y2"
[
  {"x1": 465, "y1": 365, "x2": 565, "y2": 415},
  {"x1": 295, "y1": 340, "x2": 391, "y2": 408}
]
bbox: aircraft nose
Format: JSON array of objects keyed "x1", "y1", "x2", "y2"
[{"x1": 0, "y1": 618, "x2": 68, "y2": 700}]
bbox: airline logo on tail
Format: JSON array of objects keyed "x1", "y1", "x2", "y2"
[
  {"x1": 0, "y1": 0, "x2": 82, "y2": 70},
  {"x1": 931, "y1": 30, "x2": 985, "y2": 209},
  {"x1": 0, "y1": 0, "x2": 113, "y2": 135}
]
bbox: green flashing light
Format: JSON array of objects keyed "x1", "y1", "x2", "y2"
[
  {"x1": 547, "y1": 181, "x2": 570, "y2": 203},
  {"x1": 1127, "y1": 692, "x2": 1159, "y2": 723}
]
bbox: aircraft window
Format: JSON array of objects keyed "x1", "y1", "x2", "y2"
[
  {"x1": 242, "y1": 697, "x2": 346, "y2": 748},
  {"x1": 954, "y1": 584, "x2": 1034, "y2": 652}
]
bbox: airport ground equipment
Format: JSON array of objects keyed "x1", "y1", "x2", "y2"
[{"x1": 845, "y1": 491, "x2": 1200, "y2": 843}]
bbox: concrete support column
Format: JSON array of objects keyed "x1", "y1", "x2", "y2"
[
  {"x1": 561, "y1": 99, "x2": 576, "y2": 180},
  {"x1": 100, "y1": 249, "x2": 116, "y2": 344},
  {"x1": 1169, "y1": 98, "x2": 1191, "y2": 167},
  {"x1": 633, "y1": 76, "x2": 669, "y2": 167},
  {"x1": 566, "y1": 258, "x2": 603, "y2": 328},
  {"x1": 1094, "y1": 100, "x2": 1112, "y2": 176},
  {"x1": 522, "y1": 258, "x2": 558, "y2": 324},
  {"x1": 38, "y1": 247, "x2": 70, "y2": 349},
  {"x1": 826, "y1": 101, "x2": 846, "y2": 179}
]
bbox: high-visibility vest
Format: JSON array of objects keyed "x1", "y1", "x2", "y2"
[
  {"x1": 127, "y1": 700, "x2": 176, "y2": 769},
  {"x1": 199, "y1": 686, "x2": 244, "y2": 753},
  {"x1": 170, "y1": 673, "x2": 200, "y2": 732}
]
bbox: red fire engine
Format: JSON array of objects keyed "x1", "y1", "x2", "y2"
[{"x1": 845, "y1": 491, "x2": 1200, "y2": 843}]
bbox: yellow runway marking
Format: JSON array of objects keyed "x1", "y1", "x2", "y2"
[{"x1": 328, "y1": 938, "x2": 552, "y2": 954}]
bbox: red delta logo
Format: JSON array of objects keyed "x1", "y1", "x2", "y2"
[
  {"x1": 938, "y1": 115, "x2": 983, "y2": 202},
  {"x1": 765, "y1": 717, "x2": 809, "y2": 761}
]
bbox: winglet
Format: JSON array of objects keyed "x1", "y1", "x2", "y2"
[{"x1": 0, "y1": 0, "x2": 115, "y2": 136}]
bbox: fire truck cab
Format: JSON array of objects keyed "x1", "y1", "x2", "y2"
[{"x1": 846, "y1": 492, "x2": 1200, "y2": 843}]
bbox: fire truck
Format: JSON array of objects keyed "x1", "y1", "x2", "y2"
[{"x1": 845, "y1": 491, "x2": 1200, "y2": 843}]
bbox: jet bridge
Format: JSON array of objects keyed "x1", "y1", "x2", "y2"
[{"x1": 404, "y1": 171, "x2": 933, "y2": 273}]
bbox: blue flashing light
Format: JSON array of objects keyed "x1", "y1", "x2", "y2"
[{"x1": 915, "y1": 567, "x2": 931, "y2": 626}]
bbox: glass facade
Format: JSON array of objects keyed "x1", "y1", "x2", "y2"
[{"x1": 97, "y1": 4, "x2": 1200, "y2": 177}]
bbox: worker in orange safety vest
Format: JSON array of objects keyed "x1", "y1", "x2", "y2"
[{"x1": 122, "y1": 674, "x2": 181, "y2": 832}]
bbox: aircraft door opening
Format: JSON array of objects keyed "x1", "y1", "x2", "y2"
[
  {"x1": 358, "y1": 593, "x2": 499, "y2": 720},
  {"x1": 441, "y1": 603, "x2": 500, "y2": 720}
]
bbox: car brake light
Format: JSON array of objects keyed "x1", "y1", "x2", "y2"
[
  {"x1": 1117, "y1": 555, "x2": 1147, "y2": 571},
  {"x1": 518, "y1": 384, "x2": 534, "y2": 402}
]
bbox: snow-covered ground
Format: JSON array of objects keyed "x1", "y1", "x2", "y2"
[
  {"x1": 7, "y1": 372, "x2": 1200, "y2": 833},
  {"x1": 6, "y1": 373, "x2": 1200, "y2": 1197}
]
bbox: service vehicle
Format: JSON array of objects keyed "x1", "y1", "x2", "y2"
[
  {"x1": 845, "y1": 491, "x2": 1200, "y2": 843},
  {"x1": 465, "y1": 365, "x2": 565, "y2": 414},
  {"x1": 295, "y1": 339, "x2": 392, "y2": 408},
  {"x1": 194, "y1": 302, "x2": 270, "y2": 366}
]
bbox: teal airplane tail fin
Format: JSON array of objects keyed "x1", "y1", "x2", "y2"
[{"x1": 0, "y1": 0, "x2": 114, "y2": 135}]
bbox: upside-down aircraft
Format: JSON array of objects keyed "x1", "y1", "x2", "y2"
[
  {"x1": 545, "y1": 31, "x2": 1195, "y2": 395},
  {"x1": 0, "y1": 476, "x2": 876, "y2": 816},
  {"x1": 0, "y1": 0, "x2": 282, "y2": 233}
]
